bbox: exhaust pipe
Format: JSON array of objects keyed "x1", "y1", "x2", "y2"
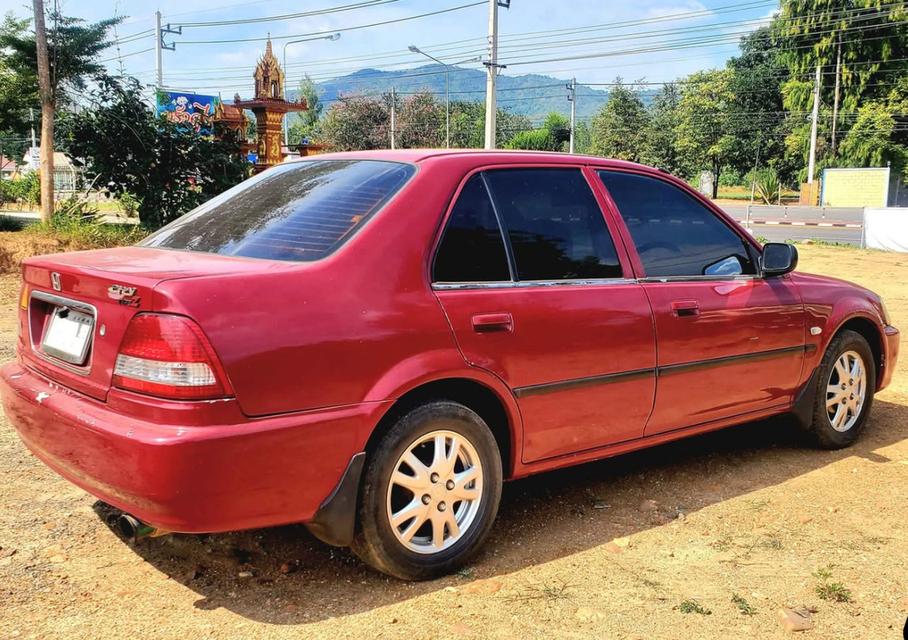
[{"x1": 116, "y1": 513, "x2": 169, "y2": 540}]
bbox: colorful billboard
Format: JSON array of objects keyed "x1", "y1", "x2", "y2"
[{"x1": 156, "y1": 92, "x2": 219, "y2": 135}]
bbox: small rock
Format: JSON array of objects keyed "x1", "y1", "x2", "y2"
[
  {"x1": 575, "y1": 607, "x2": 604, "y2": 623},
  {"x1": 798, "y1": 515, "x2": 813, "y2": 524},
  {"x1": 238, "y1": 570, "x2": 253, "y2": 578},
  {"x1": 593, "y1": 501, "x2": 610, "y2": 510},
  {"x1": 779, "y1": 607, "x2": 814, "y2": 632},
  {"x1": 639, "y1": 499, "x2": 659, "y2": 512},
  {"x1": 463, "y1": 579, "x2": 502, "y2": 595},
  {"x1": 389, "y1": 617, "x2": 398, "y2": 624},
  {"x1": 49, "y1": 555, "x2": 66, "y2": 563},
  {"x1": 612, "y1": 536, "x2": 630, "y2": 548},
  {"x1": 279, "y1": 562, "x2": 294, "y2": 574},
  {"x1": 827, "y1": 506, "x2": 838, "y2": 514},
  {"x1": 444, "y1": 586, "x2": 458, "y2": 593}
]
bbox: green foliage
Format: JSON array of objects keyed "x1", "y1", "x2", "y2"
[
  {"x1": 288, "y1": 74, "x2": 323, "y2": 144},
  {"x1": 754, "y1": 168, "x2": 781, "y2": 204},
  {"x1": 0, "y1": 172, "x2": 39, "y2": 206},
  {"x1": 590, "y1": 79, "x2": 649, "y2": 161},
  {"x1": 643, "y1": 83, "x2": 686, "y2": 175},
  {"x1": 0, "y1": 11, "x2": 119, "y2": 107},
  {"x1": 813, "y1": 565, "x2": 853, "y2": 603},
  {"x1": 675, "y1": 69, "x2": 737, "y2": 197},
  {"x1": 505, "y1": 111, "x2": 571, "y2": 151},
  {"x1": 117, "y1": 192, "x2": 140, "y2": 218},
  {"x1": 58, "y1": 77, "x2": 249, "y2": 230},
  {"x1": 676, "y1": 599, "x2": 712, "y2": 615},
  {"x1": 318, "y1": 92, "x2": 532, "y2": 151},
  {"x1": 731, "y1": 593, "x2": 757, "y2": 616}
]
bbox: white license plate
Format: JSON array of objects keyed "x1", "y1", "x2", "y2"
[{"x1": 41, "y1": 307, "x2": 94, "y2": 365}]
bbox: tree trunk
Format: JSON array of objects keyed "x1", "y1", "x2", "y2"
[
  {"x1": 39, "y1": 103, "x2": 55, "y2": 218},
  {"x1": 712, "y1": 159, "x2": 720, "y2": 200},
  {"x1": 33, "y1": 0, "x2": 54, "y2": 222}
]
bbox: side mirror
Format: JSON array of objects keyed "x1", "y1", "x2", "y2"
[{"x1": 762, "y1": 242, "x2": 798, "y2": 277}]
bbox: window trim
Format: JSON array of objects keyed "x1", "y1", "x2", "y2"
[
  {"x1": 592, "y1": 167, "x2": 763, "y2": 281},
  {"x1": 429, "y1": 163, "x2": 631, "y2": 288}
]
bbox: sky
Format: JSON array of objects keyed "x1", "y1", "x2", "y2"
[{"x1": 0, "y1": 0, "x2": 780, "y2": 97}]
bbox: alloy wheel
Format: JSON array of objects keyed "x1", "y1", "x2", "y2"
[
  {"x1": 386, "y1": 430, "x2": 483, "y2": 554},
  {"x1": 825, "y1": 350, "x2": 867, "y2": 432}
]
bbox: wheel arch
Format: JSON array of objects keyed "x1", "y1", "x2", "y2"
[
  {"x1": 830, "y1": 314, "x2": 884, "y2": 388},
  {"x1": 366, "y1": 376, "x2": 520, "y2": 479}
]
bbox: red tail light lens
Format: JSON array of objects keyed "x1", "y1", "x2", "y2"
[{"x1": 112, "y1": 313, "x2": 233, "y2": 400}]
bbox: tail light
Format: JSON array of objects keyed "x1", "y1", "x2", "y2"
[{"x1": 112, "y1": 313, "x2": 233, "y2": 400}]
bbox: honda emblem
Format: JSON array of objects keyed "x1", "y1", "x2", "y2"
[{"x1": 51, "y1": 272, "x2": 61, "y2": 291}]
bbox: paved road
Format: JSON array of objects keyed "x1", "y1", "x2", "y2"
[
  {"x1": 718, "y1": 204, "x2": 863, "y2": 246},
  {"x1": 743, "y1": 223, "x2": 862, "y2": 246}
]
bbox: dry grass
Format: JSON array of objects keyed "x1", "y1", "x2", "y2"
[{"x1": 0, "y1": 244, "x2": 906, "y2": 639}]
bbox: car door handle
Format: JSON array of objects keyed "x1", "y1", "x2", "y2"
[
  {"x1": 671, "y1": 300, "x2": 700, "y2": 317},
  {"x1": 472, "y1": 313, "x2": 513, "y2": 333}
]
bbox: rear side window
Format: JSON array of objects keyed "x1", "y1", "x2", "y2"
[
  {"x1": 483, "y1": 168, "x2": 622, "y2": 280},
  {"x1": 142, "y1": 160, "x2": 414, "y2": 262},
  {"x1": 433, "y1": 175, "x2": 511, "y2": 283},
  {"x1": 598, "y1": 170, "x2": 756, "y2": 278}
]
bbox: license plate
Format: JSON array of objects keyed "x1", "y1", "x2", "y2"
[{"x1": 41, "y1": 307, "x2": 94, "y2": 365}]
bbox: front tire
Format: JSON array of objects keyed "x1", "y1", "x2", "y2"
[
  {"x1": 352, "y1": 401, "x2": 503, "y2": 580},
  {"x1": 806, "y1": 330, "x2": 876, "y2": 449}
]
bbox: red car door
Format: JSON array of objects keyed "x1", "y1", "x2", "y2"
[
  {"x1": 596, "y1": 169, "x2": 806, "y2": 435},
  {"x1": 432, "y1": 166, "x2": 656, "y2": 462}
]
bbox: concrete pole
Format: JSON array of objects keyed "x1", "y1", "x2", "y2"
[
  {"x1": 568, "y1": 77, "x2": 576, "y2": 154},
  {"x1": 807, "y1": 62, "x2": 821, "y2": 185},
  {"x1": 155, "y1": 11, "x2": 163, "y2": 89},
  {"x1": 483, "y1": 0, "x2": 498, "y2": 149}
]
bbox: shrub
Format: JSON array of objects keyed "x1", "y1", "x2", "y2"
[{"x1": 753, "y1": 168, "x2": 780, "y2": 205}]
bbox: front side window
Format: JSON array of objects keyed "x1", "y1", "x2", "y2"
[
  {"x1": 142, "y1": 160, "x2": 415, "y2": 262},
  {"x1": 433, "y1": 174, "x2": 511, "y2": 283},
  {"x1": 598, "y1": 170, "x2": 756, "y2": 278},
  {"x1": 483, "y1": 168, "x2": 623, "y2": 280}
]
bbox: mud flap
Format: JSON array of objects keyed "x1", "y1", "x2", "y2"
[
  {"x1": 791, "y1": 366, "x2": 821, "y2": 429},
  {"x1": 306, "y1": 452, "x2": 365, "y2": 547}
]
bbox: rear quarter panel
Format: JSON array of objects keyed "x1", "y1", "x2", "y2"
[{"x1": 150, "y1": 161, "x2": 470, "y2": 418}]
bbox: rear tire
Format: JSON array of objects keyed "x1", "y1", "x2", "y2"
[
  {"x1": 806, "y1": 330, "x2": 876, "y2": 449},
  {"x1": 352, "y1": 401, "x2": 502, "y2": 580}
]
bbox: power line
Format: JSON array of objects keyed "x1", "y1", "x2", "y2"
[
  {"x1": 173, "y1": 0, "x2": 401, "y2": 28},
  {"x1": 178, "y1": 1, "x2": 487, "y2": 45}
]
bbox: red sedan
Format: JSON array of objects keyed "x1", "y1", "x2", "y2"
[{"x1": 0, "y1": 150, "x2": 899, "y2": 580}]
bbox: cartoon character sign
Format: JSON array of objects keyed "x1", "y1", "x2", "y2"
[{"x1": 156, "y1": 92, "x2": 218, "y2": 135}]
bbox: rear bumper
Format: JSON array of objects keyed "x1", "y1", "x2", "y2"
[
  {"x1": 880, "y1": 325, "x2": 899, "y2": 390},
  {"x1": 0, "y1": 362, "x2": 387, "y2": 533}
]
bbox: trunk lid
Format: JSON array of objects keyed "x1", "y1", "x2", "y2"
[{"x1": 19, "y1": 247, "x2": 276, "y2": 401}]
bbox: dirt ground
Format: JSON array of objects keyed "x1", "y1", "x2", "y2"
[{"x1": 1, "y1": 244, "x2": 907, "y2": 640}]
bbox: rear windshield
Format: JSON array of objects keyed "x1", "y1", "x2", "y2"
[{"x1": 141, "y1": 159, "x2": 415, "y2": 262}]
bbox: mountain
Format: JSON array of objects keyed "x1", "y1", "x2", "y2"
[{"x1": 289, "y1": 65, "x2": 657, "y2": 123}]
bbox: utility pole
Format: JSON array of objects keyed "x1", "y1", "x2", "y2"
[
  {"x1": 807, "y1": 62, "x2": 821, "y2": 186},
  {"x1": 483, "y1": 0, "x2": 499, "y2": 149},
  {"x1": 567, "y1": 77, "x2": 576, "y2": 154},
  {"x1": 390, "y1": 87, "x2": 396, "y2": 150},
  {"x1": 155, "y1": 14, "x2": 180, "y2": 90},
  {"x1": 831, "y1": 34, "x2": 842, "y2": 156},
  {"x1": 29, "y1": 108, "x2": 37, "y2": 150},
  {"x1": 155, "y1": 11, "x2": 163, "y2": 88},
  {"x1": 32, "y1": 0, "x2": 53, "y2": 221}
]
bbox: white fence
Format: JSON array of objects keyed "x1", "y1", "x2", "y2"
[{"x1": 864, "y1": 208, "x2": 908, "y2": 253}]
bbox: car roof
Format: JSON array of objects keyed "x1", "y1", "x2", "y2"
[{"x1": 291, "y1": 148, "x2": 661, "y2": 173}]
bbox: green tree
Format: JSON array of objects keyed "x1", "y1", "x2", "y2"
[
  {"x1": 838, "y1": 77, "x2": 908, "y2": 173},
  {"x1": 287, "y1": 74, "x2": 322, "y2": 144},
  {"x1": 319, "y1": 94, "x2": 390, "y2": 151},
  {"x1": 397, "y1": 91, "x2": 444, "y2": 148},
  {"x1": 643, "y1": 83, "x2": 685, "y2": 176},
  {"x1": 676, "y1": 69, "x2": 736, "y2": 198},
  {"x1": 590, "y1": 79, "x2": 649, "y2": 161},
  {"x1": 506, "y1": 112, "x2": 571, "y2": 151},
  {"x1": 1, "y1": 10, "x2": 119, "y2": 219},
  {"x1": 58, "y1": 78, "x2": 248, "y2": 229}
]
